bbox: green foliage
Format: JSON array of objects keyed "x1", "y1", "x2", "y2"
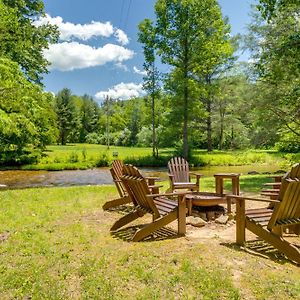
[
  {"x1": 85, "y1": 132, "x2": 102, "y2": 144},
  {"x1": 138, "y1": 18, "x2": 161, "y2": 157},
  {"x1": 78, "y1": 94, "x2": 100, "y2": 142},
  {"x1": 0, "y1": 0, "x2": 58, "y2": 83},
  {"x1": 54, "y1": 88, "x2": 81, "y2": 145},
  {"x1": 67, "y1": 151, "x2": 79, "y2": 163},
  {"x1": 124, "y1": 155, "x2": 171, "y2": 167},
  {"x1": 275, "y1": 127, "x2": 300, "y2": 153},
  {"x1": 257, "y1": 0, "x2": 299, "y2": 20},
  {"x1": 245, "y1": 5, "x2": 300, "y2": 144},
  {"x1": 0, "y1": 58, "x2": 58, "y2": 165},
  {"x1": 95, "y1": 153, "x2": 109, "y2": 167},
  {"x1": 153, "y1": 0, "x2": 234, "y2": 156}
]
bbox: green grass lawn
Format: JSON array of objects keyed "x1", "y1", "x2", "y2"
[
  {"x1": 19, "y1": 143, "x2": 295, "y2": 171},
  {"x1": 0, "y1": 184, "x2": 299, "y2": 299}
]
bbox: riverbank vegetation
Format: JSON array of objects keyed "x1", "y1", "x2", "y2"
[
  {"x1": 0, "y1": 0, "x2": 299, "y2": 167},
  {"x1": 13, "y1": 143, "x2": 298, "y2": 171},
  {"x1": 0, "y1": 185, "x2": 299, "y2": 299}
]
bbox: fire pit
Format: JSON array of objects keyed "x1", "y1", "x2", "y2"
[{"x1": 185, "y1": 192, "x2": 228, "y2": 216}]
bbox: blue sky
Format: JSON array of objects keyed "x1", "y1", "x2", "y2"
[{"x1": 41, "y1": 0, "x2": 255, "y2": 100}]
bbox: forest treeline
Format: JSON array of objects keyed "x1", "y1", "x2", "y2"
[{"x1": 0, "y1": 0, "x2": 299, "y2": 165}]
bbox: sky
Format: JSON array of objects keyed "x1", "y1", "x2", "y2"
[{"x1": 41, "y1": 0, "x2": 255, "y2": 101}]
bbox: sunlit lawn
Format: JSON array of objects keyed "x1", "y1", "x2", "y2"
[
  {"x1": 0, "y1": 184, "x2": 299, "y2": 299},
  {"x1": 22, "y1": 143, "x2": 288, "y2": 171}
]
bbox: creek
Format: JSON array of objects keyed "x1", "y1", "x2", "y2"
[{"x1": 0, "y1": 164, "x2": 282, "y2": 189}]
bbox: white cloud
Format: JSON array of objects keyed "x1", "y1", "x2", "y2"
[
  {"x1": 115, "y1": 62, "x2": 129, "y2": 71},
  {"x1": 95, "y1": 82, "x2": 145, "y2": 100},
  {"x1": 34, "y1": 14, "x2": 114, "y2": 41},
  {"x1": 133, "y1": 66, "x2": 147, "y2": 76},
  {"x1": 34, "y1": 14, "x2": 130, "y2": 46},
  {"x1": 44, "y1": 42, "x2": 134, "y2": 71},
  {"x1": 114, "y1": 29, "x2": 129, "y2": 45}
]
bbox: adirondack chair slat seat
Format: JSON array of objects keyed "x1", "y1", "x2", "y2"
[
  {"x1": 168, "y1": 157, "x2": 202, "y2": 192},
  {"x1": 232, "y1": 178, "x2": 300, "y2": 264},
  {"x1": 110, "y1": 164, "x2": 187, "y2": 242},
  {"x1": 103, "y1": 160, "x2": 161, "y2": 210},
  {"x1": 264, "y1": 182, "x2": 282, "y2": 187}
]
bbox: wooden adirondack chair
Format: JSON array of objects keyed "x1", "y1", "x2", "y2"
[
  {"x1": 261, "y1": 163, "x2": 300, "y2": 200},
  {"x1": 102, "y1": 160, "x2": 131, "y2": 210},
  {"x1": 103, "y1": 160, "x2": 161, "y2": 210},
  {"x1": 232, "y1": 178, "x2": 300, "y2": 264},
  {"x1": 168, "y1": 157, "x2": 202, "y2": 192},
  {"x1": 110, "y1": 164, "x2": 186, "y2": 242}
]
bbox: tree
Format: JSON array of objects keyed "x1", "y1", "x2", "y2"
[
  {"x1": 138, "y1": 19, "x2": 161, "y2": 157},
  {"x1": 154, "y1": 0, "x2": 233, "y2": 158},
  {"x1": 213, "y1": 73, "x2": 253, "y2": 150},
  {"x1": 0, "y1": 0, "x2": 58, "y2": 84},
  {"x1": 54, "y1": 88, "x2": 79, "y2": 145},
  {"x1": 257, "y1": 0, "x2": 299, "y2": 19},
  {"x1": 78, "y1": 95, "x2": 100, "y2": 142},
  {"x1": 0, "y1": 57, "x2": 57, "y2": 164},
  {"x1": 245, "y1": 5, "x2": 300, "y2": 150},
  {"x1": 193, "y1": 12, "x2": 234, "y2": 152},
  {"x1": 102, "y1": 96, "x2": 114, "y2": 149}
]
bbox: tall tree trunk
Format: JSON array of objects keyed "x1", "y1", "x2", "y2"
[
  {"x1": 183, "y1": 37, "x2": 189, "y2": 160},
  {"x1": 207, "y1": 98, "x2": 212, "y2": 152},
  {"x1": 151, "y1": 93, "x2": 157, "y2": 158},
  {"x1": 206, "y1": 76, "x2": 213, "y2": 152},
  {"x1": 219, "y1": 107, "x2": 225, "y2": 150}
]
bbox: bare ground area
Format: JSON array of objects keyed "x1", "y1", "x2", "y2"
[{"x1": 99, "y1": 194, "x2": 300, "y2": 299}]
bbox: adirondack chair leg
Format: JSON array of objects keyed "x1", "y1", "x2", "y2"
[
  {"x1": 110, "y1": 210, "x2": 143, "y2": 232},
  {"x1": 178, "y1": 195, "x2": 186, "y2": 235},
  {"x1": 287, "y1": 224, "x2": 300, "y2": 235},
  {"x1": 293, "y1": 225, "x2": 300, "y2": 235},
  {"x1": 246, "y1": 220, "x2": 300, "y2": 264},
  {"x1": 102, "y1": 195, "x2": 131, "y2": 210},
  {"x1": 236, "y1": 198, "x2": 246, "y2": 245},
  {"x1": 132, "y1": 211, "x2": 178, "y2": 242},
  {"x1": 272, "y1": 226, "x2": 283, "y2": 237}
]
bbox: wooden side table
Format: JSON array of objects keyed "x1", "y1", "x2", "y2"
[{"x1": 214, "y1": 173, "x2": 240, "y2": 213}]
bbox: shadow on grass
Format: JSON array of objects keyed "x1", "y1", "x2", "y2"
[
  {"x1": 221, "y1": 239, "x2": 299, "y2": 266},
  {"x1": 239, "y1": 176, "x2": 271, "y2": 193},
  {"x1": 104, "y1": 204, "x2": 135, "y2": 215},
  {"x1": 111, "y1": 225, "x2": 180, "y2": 242}
]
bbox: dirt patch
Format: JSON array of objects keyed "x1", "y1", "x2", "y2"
[{"x1": 0, "y1": 231, "x2": 10, "y2": 243}]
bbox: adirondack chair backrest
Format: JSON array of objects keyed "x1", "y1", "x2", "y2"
[
  {"x1": 278, "y1": 163, "x2": 300, "y2": 200},
  {"x1": 268, "y1": 179, "x2": 300, "y2": 230},
  {"x1": 110, "y1": 160, "x2": 127, "y2": 198},
  {"x1": 168, "y1": 157, "x2": 190, "y2": 183},
  {"x1": 121, "y1": 164, "x2": 160, "y2": 217}
]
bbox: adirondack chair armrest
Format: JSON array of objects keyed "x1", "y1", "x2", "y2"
[
  {"x1": 189, "y1": 172, "x2": 202, "y2": 184},
  {"x1": 144, "y1": 176, "x2": 160, "y2": 186},
  {"x1": 227, "y1": 194, "x2": 280, "y2": 203},
  {"x1": 148, "y1": 185, "x2": 163, "y2": 189},
  {"x1": 189, "y1": 172, "x2": 202, "y2": 177},
  {"x1": 147, "y1": 191, "x2": 191, "y2": 198},
  {"x1": 145, "y1": 176, "x2": 160, "y2": 181},
  {"x1": 168, "y1": 173, "x2": 175, "y2": 183}
]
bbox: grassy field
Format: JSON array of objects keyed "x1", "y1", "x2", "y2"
[
  {"x1": 19, "y1": 143, "x2": 297, "y2": 171},
  {"x1": 0, "y1": 184, "x2": 299, "y2": 299}
]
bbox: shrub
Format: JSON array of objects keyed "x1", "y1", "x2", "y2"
[
  {"x1": 124, "y1": 155, "x2": 171, "y2": 167},
  {"x1": 85, "y1": 132, "x2": 101, "y2": 144},
  {"x1": 95, "y1": 153, "x2": 109, "y2": 167},
  {"x1": 68, "y1": 151, "x2": 79, "y2": 163}
]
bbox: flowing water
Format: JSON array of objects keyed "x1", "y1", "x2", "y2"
[{"x1": 0, "y1": 164, "x2": 283, "y2": 190}]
